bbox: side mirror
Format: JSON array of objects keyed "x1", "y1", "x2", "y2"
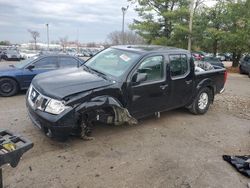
[
  {"x1": 27, "y1": 65, "x2": 35, "y2": 70},
  {"x1": 132, "y1": 72, "x2": 147, "y2": 84}
]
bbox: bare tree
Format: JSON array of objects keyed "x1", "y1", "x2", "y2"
[
  {"x1": 28, "y1": 29, "x2": 40, "y2": 50},
  {"x1": 107, "y1": 31, "x2": 145, "y2": 45},
  {"x1": 59, "y1": 36, "x2": 68, "y2": 52}
]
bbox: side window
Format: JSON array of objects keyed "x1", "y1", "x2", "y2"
[
  {"x1": 244, "y1": 56, "x2": 250, "y2": 63},
  {"x1": 169, "y1": 54, "x2": 189, "y2": 78},
  {"x1": 137, "y1": 56, "x2": 164, "y2": 82},
  {"x1": 34, "y1": 57, "x2": 58, "y2": 69},
  {"x1": 244, "y1": 56, "x2": 248, "y2": 61},
  {"x1": 59, "y1": 57, "x2": 79, "y2": 68}
]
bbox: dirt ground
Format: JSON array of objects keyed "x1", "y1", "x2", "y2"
[{"x1": 0, "y1": 60, "x2": 250, "y2": 188}]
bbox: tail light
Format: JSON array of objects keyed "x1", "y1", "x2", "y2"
[{"x1": 224, "y1": 71, "x2": 228, "y2": 84}]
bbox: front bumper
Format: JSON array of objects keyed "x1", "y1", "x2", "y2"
[{"x1": 26, "y1": 98, "x2": 78, "y2": 138}]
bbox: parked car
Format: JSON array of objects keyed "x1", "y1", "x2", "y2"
[
  {"x1": 66, "y1": 49, "x2": 77, "y2": 56},
  {"x1": 1, "y1": 49, "x2": 21, "y2": 61},
  {"x1": 0, "y1": 55, "x2": 85, "y2": 96},
  {"x1": 224, "y1": 53, "x2": 233, "y2": 61},
  {"x1": 216, "y1": 53, "x2": 226, "y2": 61},
  {"x1": 26, "y1": 45, "x2": 227, "y2": 140},
  {"x1": 201, "y1": 57, "x2": 225, "y2": 67},
  {"x1": 20, "y1": 50, "x2": 39, "y2": 59},
  {"x1": 192, "y1": 52, "x2": 202, "y2": 61},
  {"x1": 239, "y1": 55, "x2": 250, "y2": 77}
]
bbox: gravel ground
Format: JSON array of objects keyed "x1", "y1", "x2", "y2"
[{"x1": 0, "y1": 60, "x2": 250, "y2": 188}]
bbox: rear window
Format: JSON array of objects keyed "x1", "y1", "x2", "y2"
[{"x1": 169, "y1": 54, "x2": 189, "y2": 78}]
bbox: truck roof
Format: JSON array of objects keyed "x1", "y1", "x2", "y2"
[{"x1": 112, "y1": 45, "x2": 189, "y2": 54}]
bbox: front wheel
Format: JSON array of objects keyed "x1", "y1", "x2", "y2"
[
  {"x1": 0, "y1": 78, "x2": 19, "y2": 97},
  {"x1": 189, "y1": 87, "x2": 213, "y2": 115}
]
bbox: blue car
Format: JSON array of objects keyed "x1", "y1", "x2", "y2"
[{"x1": 0, "y1": 54, "x2": 85, "y2": 96}]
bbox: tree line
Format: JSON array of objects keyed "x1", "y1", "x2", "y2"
[{"x1": 129, "y1": 0, "x2": 250, "y2": 67}]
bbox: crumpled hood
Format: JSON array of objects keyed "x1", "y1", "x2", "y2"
[{"x1": 32, "y1": 67, "x2": 114, "y2": 99}]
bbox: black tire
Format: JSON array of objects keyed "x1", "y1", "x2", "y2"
[
  {"x1": 0, "y1": 78, "x2": 19, "y2": 97},
  {"x1": 248, "y1": 72, "x2": 250, "y2": 78},
  {"x1": 189, "y1": 87, "x2": 213, "y2": 115},
  {"x1": 2, "y1": 55, "x2": 8, "y2": 61}
]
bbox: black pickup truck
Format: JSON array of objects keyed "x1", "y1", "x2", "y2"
[{"x1": 26, "y1": 45, "x2": 227, "y2": 140}]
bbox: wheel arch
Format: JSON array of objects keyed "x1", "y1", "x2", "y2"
[
  {"x1": 75, "y1": 95, "x2": 137, "y2": 125},
  {"x1": 195, "y1": 78, "x2": 215, "y2": 102}
]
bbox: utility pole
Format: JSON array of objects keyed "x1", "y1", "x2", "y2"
[
  {"x1": 46, "y1": 23, "x2": 50, "y2": 50},
  {"x1": 121, "y1": 6, "x2": 129, "y2": 45},
  {"x1": 188, "y1": 0, "x2": 195, "y2": 51},
  {"x1": 76, "y1": 28, "x2": 79, "y2": 53}
]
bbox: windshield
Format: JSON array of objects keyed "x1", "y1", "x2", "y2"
[
  {"x1": 85, "y1": 48, "x2": 140, "y2": 77},
  {"x1": 15, "y1": 56, "x2": 38, "y2": 68}
]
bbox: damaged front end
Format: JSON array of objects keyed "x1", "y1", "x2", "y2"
[{"x1": 74, "y1": 96, "x2": 137, "y2": 139}]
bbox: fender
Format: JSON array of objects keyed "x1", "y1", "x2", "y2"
[
  {"x1": 75, "y1": 95, "x2": 137, "y2": 125},
  {"x1": 186, "y1": 78, "x2": 216, "y2": 108},
  {"x1": 196, "y1": 78, "x2": 216, "y2": 94},
  {"x1": 195, "y1": 78, "x2": 215, "y2": 102}
]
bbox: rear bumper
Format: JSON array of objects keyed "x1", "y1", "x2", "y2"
[
  {"x1": 26, "y1": 100, "x2": 78, "y2": 138},
  {"x1": 220, "y1": 87, "x2": 225, "y2": 94}
]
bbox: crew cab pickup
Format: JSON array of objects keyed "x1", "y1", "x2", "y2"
[{"x1": 26, "y1": 45, "x2": 227, "y2": 140}]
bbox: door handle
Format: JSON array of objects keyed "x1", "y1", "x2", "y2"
[
  {"x1": 185, "y1": 80, "x2": 193, "y2": 85},
  {"x1": 160, "y1": 84, "x2": 168, "y2": 90}
]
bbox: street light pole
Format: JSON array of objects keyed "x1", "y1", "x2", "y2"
[
  {"x1": 46, "y1": 23, "x2": 50, "y2": 50},
  {"x1": 121, "y1": 6, "x2": 129, "y2": 45}
]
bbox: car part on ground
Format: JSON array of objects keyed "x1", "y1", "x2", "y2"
[
  {"x1": 223, "y1": 155, "x2": 250, "y2": 178},
  {"x1": 0, "y1": 130, "x2": 33, "y2": 187}
]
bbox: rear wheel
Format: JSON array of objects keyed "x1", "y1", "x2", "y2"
[
  {"x1": 189, "y1": 87, "x2": 213, "y2": 115},
  {"x1": 2, "y1": 55, "x2": 8, "y2": 61},
  {"x1": 0, "y1": 78, "x2": 19, "y2": 97}
]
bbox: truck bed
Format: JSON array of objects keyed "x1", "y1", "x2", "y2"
[{"x1": 195, "y1": 66, "x2": 226, "y2": 94}]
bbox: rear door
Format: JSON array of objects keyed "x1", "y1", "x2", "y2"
[
  {"x1": 21, "y1": 56, "x2": 58, "y2": 88},
  {"x1": 167, "y1": 54, "x2": 194, "y2": 108},
  {"x1": 128, "y1": 55, "x2": 170, "y2": 118}
]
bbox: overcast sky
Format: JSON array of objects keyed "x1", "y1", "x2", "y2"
[
  {"x1": 0, "y1": 0, "x2": 137, "y2": 44},
  {"x1": 0, "y1": 0, "x2": 216, "y2": 44}
]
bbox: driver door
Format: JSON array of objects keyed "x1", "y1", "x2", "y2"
[{"x1": 128, "y1": 55, "x2": 169, "y2": 118}]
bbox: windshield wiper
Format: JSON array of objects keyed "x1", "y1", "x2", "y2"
[
  {"x1": 84, "y1": 65, "x2": 108, "y2": 78},
  {"x1": 82, "y1": 65, "x2": 112, "y2": 81}
]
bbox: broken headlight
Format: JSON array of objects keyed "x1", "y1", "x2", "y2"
[{"x1": 45, "y1": 99, "x2": 69, "y2": 115}]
